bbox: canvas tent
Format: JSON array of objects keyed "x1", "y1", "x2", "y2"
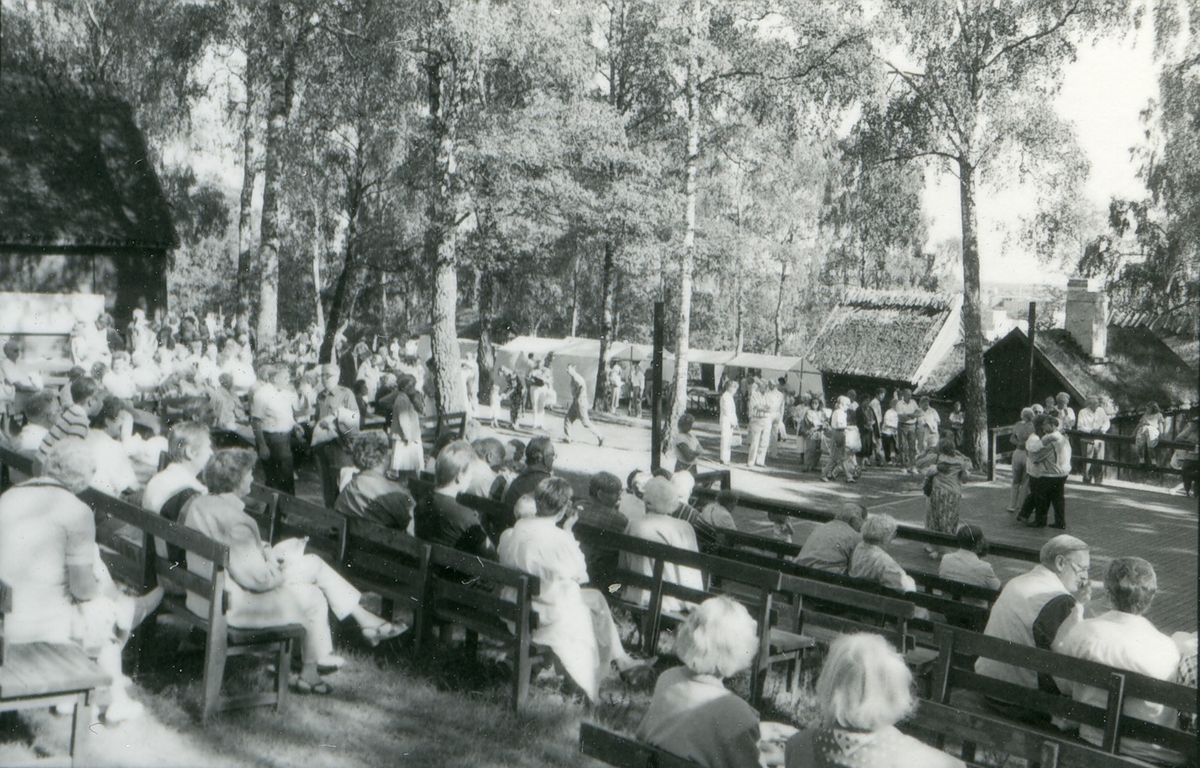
[{"x1": 496, "y1": 336, "x2": 675, "y2": 407}]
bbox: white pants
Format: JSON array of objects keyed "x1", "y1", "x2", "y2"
[
  {"x1": 747, "y1": 418, "x2": 770, "y2": 466},
  {"x1": 719, "y1": 422, "x2": 735, "y2": 464}
]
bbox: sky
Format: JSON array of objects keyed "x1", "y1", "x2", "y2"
[{"x1": 924, "y1": 19, "x2": 1159, "y2": 288}]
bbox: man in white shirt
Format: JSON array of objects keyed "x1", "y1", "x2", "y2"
[
  {"x1": 976, "y1": 535, "x2": 1090, "y2": 724},
  {"x1": 1, "y1": 339, "x2": 44, "y2": 416},
  {"x1": 746, "y1": 379, "x2": 771, "y2": 468},
  {"x1": 84, "y1": 397, "x2": 141, "y2": 498},
  {"x1": 764, "y1": 378, "x2": 787, "y2": 461},
  {"x1": 142, "y1": 422, "x2": 212, "y2": 559},
  {"x1": 1054, "y1": 557, "x2": 1183, "y2": 765},
  {"x1": 893, "y1": 389, "x2": 920, "y2": 473},
  {"x1": 13, "y1": 391, "x2": 57, "y2": 455},
  {"x1": 102, "y1": 352, "x2": 138, "y2": 401},
  {"x1": 1075, "y1": 395, "x2": 1110, "y2": 485},
  {"x1": 252, "y1": 364, "x2": 301, "y2": 494}
]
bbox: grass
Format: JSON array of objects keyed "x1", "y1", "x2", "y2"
[{"x1": 0, "y1": 605, "x2": 826, "y2": 767}]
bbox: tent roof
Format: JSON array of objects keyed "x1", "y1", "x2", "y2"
[
  {"x1": 687, "y1": 348, "x2": 737, "y2": 365},
  {"x1": 725, "y1": 352, "x2": 805, "y2": 371}
]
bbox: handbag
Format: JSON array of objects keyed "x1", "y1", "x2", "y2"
[{"x1": 923, "y1": 473, "x2": 934, "y2": 497}]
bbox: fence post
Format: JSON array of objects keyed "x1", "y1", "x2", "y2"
[{"x1": 987, "y1": 428, "x2": 996, "y2": 482}]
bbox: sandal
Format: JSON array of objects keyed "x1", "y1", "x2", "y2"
[
  {"x1": 362, "y1": 621, "x2": 407, "y2": 647},
  {"x1": 617, "y1": 655, "x2": 658, "y2": 684},
  {"x1": 290, "y1": 675, "x2": 333, "y2": 695}
]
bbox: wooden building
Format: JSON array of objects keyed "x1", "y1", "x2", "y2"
[
  {"x1": 0, "y1": 71, "x2": 177, "y2": 324},
  {"x1": 806, "y1": 289, "x2": 962, "y2": 399}
]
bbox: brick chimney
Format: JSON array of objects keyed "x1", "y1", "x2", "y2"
[{"x1": 1065, "y1": 277, "x2": 1108, "y2": 362}]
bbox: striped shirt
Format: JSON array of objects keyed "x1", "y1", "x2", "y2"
[{"x1": 37, "y1": 404, "x2": 91, "y2": 461}]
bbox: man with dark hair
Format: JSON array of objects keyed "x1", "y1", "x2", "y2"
[
  {"x1": 38, "y1": 376, "x2": 104, "y2": 462},
  {"x1": 413, "y1": 440, "x2": 494, "y2": 559},
  {"x1": 1019, "y1": 415, "x2": 1071, "y2": 529},
  {"x1": 14, "y1": 390, "x2": 58, "y2": 454},
  {"x1": 673, "y1": 413, "x2": 702, "y2": 474},
  {"x1": 576, "y1": 471, "x2": 629, "y2": 586},
  {"x1": 502, "y1": 436, "x2": 556, "y2": 507},
  {"x1": 792, "y1": 503, "x2": 866, "y2": 575}
]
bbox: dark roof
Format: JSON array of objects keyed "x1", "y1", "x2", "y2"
[
  {"x1": 0, "y1": 72, "x2": 177, "y2": 251},
  {"x1": 806, "y1": 289, "x2": 957, "y2": 383},
  {"x1": 919, "y1": 341, "x2": 966, "y2": 394},
  {"x1": 1034, "y1": 326, "x2": 1197, "y2": 410}
]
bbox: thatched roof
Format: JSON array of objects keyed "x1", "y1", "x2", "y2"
[
  {"x1": 0, "y1": 72, "x2": 177, "y2": 251},
  {"x1": 806, "y1": 288, "x2": 960, "y2": 385},
  {"x1": 1035, "y1": 326, "x2": 1197, "y2": 410}
]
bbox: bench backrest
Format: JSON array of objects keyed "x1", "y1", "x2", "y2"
[
  {"x1": 245, "y1": 483, "x2": 280, "y2": 541},
  {"x1": 456, "y1": 492, "x2": 516, "y2": 544},
  {"x1": 343, "y1": 518, "x2": 431, "y2": 602},
  {"x1": 579, "y1": 722, "x2": 704, "y2": 768},
  {"x1": 274, "y1": 493, "x2": 348, "y2": 563},
  {"x1": 425, "y1": 543, "x2": 541, "y2": 635},
  {"x1": 903, "y1": 699, "x2": 1147, "y2": 768},
  {"x1": 775, "y1": 571, "x2": 919, "y2": 650},
  {"x1": 931, "y1": 624, "x2": 1197, "y2": 759},
  {"x1": 0, "y1": 577, "x2": 10, "y2": 665}
]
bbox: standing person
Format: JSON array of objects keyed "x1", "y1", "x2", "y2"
[
  {"x1": 629, "y1": 361, "x2": 646, "y2": 418},
  {"x1": 1055, "y1": 392, "x2": 1076, "y2": 431},
  {"x1": 718, "y1": 380, "x2": 739, "y2": 465},
  {"x1": 606, "y1": 361, "x2": 624, "y2": 413},
  {"x1": 1007, "y1": 408, "x2": 1037, "y2": 513},
  {"x1": 880, "y1": 396, "x2": 899, "y2": 466},
  {"x1": 917, "y1": 438, "x2": 972, "y2": 560},
  {"x1": 1135, "y1": 402, "x2": 1167, "y2": 466},
  {"x1": 387, "y1": 378, "x2": 424, "y2": 478},
  {"x1": 822, "y1": 396, "x2": 856, "y2": 484},
  {"x1": 916, "y1": 396, "x2": 941, "y2": 453},
  {"x1": 673, "y1": 413, "x2": 703, "y2": 474},
  {"x1": 252, "y1": 364, "x2": 302, "y2": 495},
  {"x1": 1019, "y1": 416, "x2": 1071, "y2": 529},
  {"x1": 848, "y1": 514, "x2": 916, "y2": 593},
  {"x1": 563, "y1": 363, "x2": 604, "y2": 446},
  {"x1": 502, "y1": 365, "x2": 525, "y2": 429},
  {"x1": 800, "y1": 396, "x2": 827, "y2": 472},
  {"x1": 893, "y1": 389, "x2": 919, "y2": 473},
  {"x1": 948, "y1": 402, "x2": 965, "y2": 448},
  {"x1": 745, "y1": 379, "x2": 770, "y2": 469},
  {"x1": 312, "y1": 363, "x2": 359, "y2": 508},
  {"x1": 764, "y1": 378, "x2": 787, "y2": 461},
  {"x1": 856, "y1": 389, "x2": 879, "y2": 466},
  {"x1": 528, "y1": 355, "x2": 554, "y2": 430},
  {"x1": 1076, "y1": 395, "x2": 1110, "y2": 485}
]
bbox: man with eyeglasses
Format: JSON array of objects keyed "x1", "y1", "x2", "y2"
[{"x1": 976, "y1": 535, "x2": 1092, "y2": 724}]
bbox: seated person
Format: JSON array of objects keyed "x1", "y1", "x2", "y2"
[
  {"x1": 413, "y1": 440, "x2": 496, "y2": 559},
  {"x1": 335, "y1": 432, "x2": 415, "y2": 533},
  {"x1": 673, "y1": 413, "x2": 703, "y2": 474},
  {"x1": 698, "y1": 489, "x2": 739, "y2": 531},
  {"x1": 102, "y1": 351, "x2": 138, "y2": 401},
  {"x1": 471, "y1": 436, "x2": 512, "y2": 500},
  {"x1": 501, "y1": 436, "x2": 555, "y2": 507},
  {"x1": 938, "y1": 524, "x2": 1001, "y2": 605},
  {"x1": 11, "y1": 390, "x2": 58, "y2": 455},
  {"x1": 1054, "y1": 557, "x2": 1185, "y2": 765},
  {"x1": 0, "y1": 439, "x2": 162, "y2": 723},
  {"x1": 637, "y1": 596, "x2": 762, "y2": 768},
  {"x1": 785, "y1": 633, "x2": 964, "y2": 767},
  {"x1": 848, "y1": 513, "x2": 916, "y2": 593},
  {"x1": 792, "y1": 503, "x2": 865, "y2": 575},
  {"x1": 143, "y1": 421, "x2": 213, "y2": 558},
  {"x1": 620, "y1": 469, "x2": 648, "y2": 521},
  {"x1": 84, "y1": 396, "x2": 142, "y2": 498},
  {"x1": 576, "y1": 471, "x2": 630, "y2": 586},
  {"x1": 624, "y1": 477, "x2": 704, "y2": 613},
  {"x1": 182, "y1": 449, "x2": 403, "y2": 692},
  {"x1": 498, "y1": 477, "x2": 651, "y2": 702},
  {"x1": 38, "y1": 375, "x2": 105, "y2": 462}
]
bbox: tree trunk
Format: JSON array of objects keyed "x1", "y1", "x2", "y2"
[
  {"x1": 958, "y1": 157, "x2": 988, "y2": 469},
  {"x1": 666, "y1": 0, "x2": 701, "y2": 455},
  {"x1": 425, "y1": 54, "x2": 464, "y2": 416},
  {"x1": 773, "y1": 261, "x2": 787, "y2": 355},
  {"x1": 477, "y1": 269, "x2": 495, "y2": 402},
  {"x1": 311, "y1": 202, "x2": 324, "y2": 333},
  {"x1": 595, "y1": 239, "x2": 617, "y2": 409},
  {"x1": 320, "y1": 189, "x2": 361, "y2": 364},
  {"x1": 734, "y1": 271, "x2": 744, "y2": 354},
  {"x1": 255, "y1": 0, "x2": 289, "y2": 347},
  {"x1": 235, "y1": 79, "x2": 257, "y2": 323}
]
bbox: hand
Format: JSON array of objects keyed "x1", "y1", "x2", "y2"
[
  {"x1": 258, "y1": 444, "x2": 271, "y2": 461},
  {"x1": 1073, "y1": 580, "x2": 1093, "y2": 603},
  {"x1": 562, "y1": 508, "x2": 579, "y2": 532}
]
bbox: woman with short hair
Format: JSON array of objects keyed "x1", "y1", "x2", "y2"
[
  {"x1": 849, "y1": 513, "x2": 916, "y2": 593},
  {"x1": 336, "y1": 432, "x2": 415, "y2": 532},
  {"x1": 785, "y1": 633, "x2": 963, "y2": 767},
  {"x1": 637, "y1": 596, "x2": 762, "y2": 768},
  {"x1": 916, "y1": 437, "x2": 972, "y2": 560},
  {"x1": 1007, "y1": 407, "x2": 1036, "y2": 513},
  {"x1": 183, "y1": 449, "x2": 403, "y2": 693}
]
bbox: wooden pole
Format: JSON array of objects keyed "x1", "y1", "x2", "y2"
[
  {"x1": 651, "y1": 301, "x2": 665, "y2": 471},
  {"x1": 1027, "y1": 301, "x2": 1037, "y2": 406}
]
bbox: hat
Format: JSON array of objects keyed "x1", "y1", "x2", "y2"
[{"x1": 589, "y1": 471, "x2": 622, "y2": 498}]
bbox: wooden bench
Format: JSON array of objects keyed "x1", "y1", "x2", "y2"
[
  {"x1": 423, "y1": 543, "x2": 541, "y2": 710},
  {"x1": 0, "y1": 444, "x2": 40, "y2": 492},
  {"x1": 579, "y1": 722, "x2": 704, "y2": 768},
  {"x1": 342, "y1": 518, "x2": 431, "y2": 654},
  {"x1": 903, "y1": 699, "x2": 1153, "y2": 768},
  {"x1": 272, "y1": 492, "x2": 348, "y2": 563},
  {"x1": 244, "y1": 482, "x2": 280, "y2": 541},
  {"x1": 80, "y1": 488, "x2": 304, "y2": 722},
  {"x1": 928, "y1": 624, "x2": 1198, "y2": 765},
  {"x1": 0, "y1": 577, "x2": 110, "y2": 767}
]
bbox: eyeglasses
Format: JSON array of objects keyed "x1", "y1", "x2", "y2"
[{"x1": 1063, "y1": 559, "x2": 1090, "y2": 580}]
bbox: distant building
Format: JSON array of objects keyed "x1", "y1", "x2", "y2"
[
  {"x1": 933, "y1": 279, "x2": 1198, "y2": 426},
  {"x1": 0, "y1": 71, "x2": 177, "y2": 324},
  {"x1": 806, "y1": 288, "x2": 962, "y2": 398}
]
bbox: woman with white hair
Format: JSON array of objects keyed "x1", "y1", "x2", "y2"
[
  {"x1": 1055, "y1": 557, "x2": 1185, "y2": 765},
  {"x1": 1007, "y1": 407, "x2": 1037, "y2": 513},
  {"x1": 0, "y1": 439, "x2": 163, "y2": 723},
  {"x1": 623, "y1": 477, "x2": 704, "y2": 613},
  {"x1": 785, "y1": 633, "x2": 964, "y2": 767},
  {"x1": 637, "y1": 596, "x2": 762, "y2": 768},
  {"x1": 848, "y1": 513, "x2": 916, "y2": 593}
]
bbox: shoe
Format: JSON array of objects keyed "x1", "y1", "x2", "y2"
[
  {"x1": 846, "y1": 478, "x2": 856, "y2": 484},
  {"x1": 820, "y1": 476, "x2": 831, "y2": 483},
  {"x1": 362, "y1": 621, "x2": 407, "y2": 647},
  {"x1": 103, "y1": 697, "x2": 145, "y2": 724},
  {"x1": 290, "y1": 675, "x2": 333, "y2": 695},
  {"x1": 1025, "y1": 520, "x2": 1046, "y2": 528},
  {"x1": 1049, "y1": 522, "x2": 1066, "y2": 530},
  {"x1": 317, "y1": 654, "x2": 345, "y2": 672},
  {"x1": 1005, "y1": 507, "x2": 1016, "y2": 514},
  {"x1": 597, "y1": 437, "x2": 604, "y2": 447}
]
